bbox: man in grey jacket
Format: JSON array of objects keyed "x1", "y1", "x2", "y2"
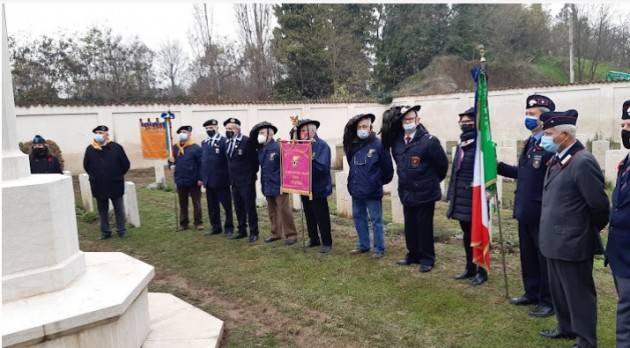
[{"x1": 537, "y1": 109, "x2": 610, "y2": 348}]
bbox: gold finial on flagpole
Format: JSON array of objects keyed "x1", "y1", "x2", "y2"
[{"x1": 477, "y1": 44, "x2": 487, "y2": 70}]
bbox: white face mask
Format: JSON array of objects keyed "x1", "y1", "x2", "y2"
[
  {"x1": 403, "y1": 122, "x2": 416, "y2": 131},
  {"x1": 257, "y1": 133, "x2": 267, "y2": 144},
  {"x1": 94, "y1": 134, "x2": 105, "y2": 143},
  {"x1": 178, "y1": 133, "x2": 189, "y2": 142}
]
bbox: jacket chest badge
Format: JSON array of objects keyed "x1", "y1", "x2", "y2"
[
  {"x1": 312, "y1": 152, "x2": 317, "y2": 158},
  {"x1": 532, "y1": 155, "x2": 542, "y2": 169},
  {"x1": 367, "y1": 149, "x2": 376, "y2": 158},
  {"x1": 215, "y1": 148, "x2": 220, "y2": 154},
  {"x1": 238, "y1": 149, "x2": 243, "y2": 156},
  {"x1": 410, "y1": 156, "x2": 421, "y2": 167},
  {"x1": 269, "y1": 153, "x2": 277, "y2": 161}
]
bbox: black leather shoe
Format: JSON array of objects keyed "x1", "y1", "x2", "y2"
[
  {"x1": 509, "y1": 295, "x2": 536, "y2": 306},
  {"x1": 209, "y1": 230, "x2": 222, "y2": 235},
  {"x1": 454, "y1": 270, "x2": 476, "y2": 280},
  {"x1": 350, "y1": 248, "x2": 370, "y2": 254},
  {"x1": 529, "y1": 304, "x2": 554, "y2": 318},
  {"x1": 539, "y1": 328, "x2": 576, "y2": 340},
  {"x1": 248, "y1": 235, "x2": 259, "y2": 243},
  {"x1": 99, "y1": 235, "x2": 112, "y2": 240},
  {"x1": 231, "y1": 233, "x2": 247, "y2": 240},
  {"x1": 118, "y1": 233, "x2": 126, "y2": 239},
  {"x1": 306, "y1": 240, "x2": 321, "y2": 248},
  {"x1": 177, "y1": 225, "x2": 189, "y2": 232},
  {"x1": 419, "y1": 264, "x2": 433, "y2": 273},
  {"x1": 396, "y1": 259, "x2": 416, "y2": 266},
  {"x1": 471, "y1": 273, "x2": 488, "y2": 286},
  {"x1": 285, "y1": 239, "x2": 298, "y2": 246},
  {"x1": 264, "y1": 237, "x2": 281, "y2": 243},
  {"x1": 320, "y1": 245, "x2": 332, "y2": 253}
]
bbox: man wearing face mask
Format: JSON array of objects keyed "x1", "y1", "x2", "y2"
[
  {"x1": 447, "y1": 107, "x2": 488, "y2": 285},
  {"x1": 224, "y1": 118, "x2": 259, "y2": 243},
  {"x1": 294, "y1": 118, "x2": 333, "y2": 253},
  {"x1": 251, "y1": 121, "x2": 298, "y2": 246},
  {"x1": 29, "y1": 135, "x2": 62, "y2": 174},
  {"x1": 537, "y1": 110, "x2": 609, "y2": 348},
  {"x1": 497, "y1": 94, "x2": 555, "y2": 317},
  {"x1": 170, "y1": 125, "x2": 204, "y2": 232},
  {"x1": 606, "y1": 100, "x2": 630, "y2": 348},
  {"x1": 83, "y1": 125, "x2": 130, "y2": 240},
  {"x1": 200, "y1": 119, "x2": 234, "y2": 237},
  {"x1": 343, "y1": 113, "x2": 393, "y2": 258},
  {"x1": 386, "y1": 105, "x2": 448, "y2": 273}
]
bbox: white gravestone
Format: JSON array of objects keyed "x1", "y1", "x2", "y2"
[
  {"x1": 591, "y1": 140, "x2": 610, "y2": 170},
  {"x1": 153, "y1": 161, "x2": 166, "y2": 185},
  {"x1": 124, "y1": 181, "x2": 141, "y2": 227},
  {"x1": 390, "y1": 173, "x2": 404, "y2": 224},
  {"x1": 78, "y1": 173, "x2": 95, "y2": 212},
  {"x1": 605, "y1": 150, "x2": 629, "y2": 184},
  {"x1": 335, "y1": 170, "x2": 352, "y2": 218}
]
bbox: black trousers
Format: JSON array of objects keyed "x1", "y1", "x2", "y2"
[
  {"x1": 614, "y1": 274, "x2": 630, "y2": 348},
  {"x1": 402, "y1": 201, "x2": 436, "y2": 266},
  {"x1": 232, "y1": 182, "x2": 258, "y2": 236},
  {"x1": 518, "y1": 222, "x2": 552, "y2": 306},
  {"x1": 547, "y1": 258, "x2": 597, "y2": 348},
  {"x1": 206, "y1": 185, "x2": 234, "y2": 234},
  {"x1": 177, "y1": 185, "x2": 202, "y2": 227},
  {"x1": 301, "y1": 196, "x2": 332, "y2": 246},
  {"x1": 96, "y1": 196, "x2": 126, "y2": 237},
  {"x1": 458, "y1": 220, "x2": 477, "y2": 274}
]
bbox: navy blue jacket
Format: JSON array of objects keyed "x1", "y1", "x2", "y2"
[
  {"x1": 497, "y1": 135, "x2": 553, "y2": 223},
  {"x1": 311, "y1": 136, "x2": 333, "y2": 198},
  {"x1": 391, "y1": 125, "x2": 448, "y2": 206},
  {"x1": 227, "y1": 134, "x2": 258, "y2": 187},
  {"x1": 446, "y1": 133, "x2": 476, "y2": 222},
  {"x1": 172, "y1": 143, "x2": 202, "y2": 188},
  {"x1": 258, "y1": 140, "x2": 281, "y2": 197},
  {"x1": 346, "y1": 135, "x2": 394, "y2": 200},
  {"x1": 607, "y1": 153, "x2": 630, "y2": 278},
  {"x1": 200, "y1": 135, "x2": 230, "y2": 189}
]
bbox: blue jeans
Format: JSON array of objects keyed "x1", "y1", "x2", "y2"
[{"x1": 352, "y1": 197, "x2": 385, "y2": 253}]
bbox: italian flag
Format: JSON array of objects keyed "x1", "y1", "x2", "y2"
[{"x1": 470, "y1": 67, "x2": 497, "y2": 271}]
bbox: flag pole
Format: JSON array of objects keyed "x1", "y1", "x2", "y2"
[{"x1": 478, "y1": 45, "x2": 510, "y2": 299}]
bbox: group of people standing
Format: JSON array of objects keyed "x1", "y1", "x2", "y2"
[{"x1": 28, "y1": 96, "x2": 630, "y2": 347}]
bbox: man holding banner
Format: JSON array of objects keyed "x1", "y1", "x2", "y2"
[
  {"x1": 251, "y1": 121, "x2": 298, "y2": 245},
  {"x1": 295, "y1": 119, "x2": 333, "y2": 253}
]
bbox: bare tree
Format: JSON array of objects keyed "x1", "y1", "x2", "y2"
[
  {"x1": 157, "y1": 40, "x2": 187, "y2": 96},
  {"x1": 235, "y1": 4, "x2": 274, "y2": 99}
]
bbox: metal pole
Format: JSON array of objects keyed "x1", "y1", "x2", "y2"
[{"x1": 494, "y1": 190, "x2": 510, "y2": 299}]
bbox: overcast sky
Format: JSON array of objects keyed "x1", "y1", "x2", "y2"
[{"x1": 5, "y1": 2, "x2": 630, "y2": 60}]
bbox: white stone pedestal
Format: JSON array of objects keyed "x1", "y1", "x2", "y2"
[
  {"x1": 390, "y1": 174, "x2": 404, "y2": 224},
  {"x1": 2, "y1": 174, "x2": 86, "y2": 302},
  {"x1": 124, "y1": 181, "x2": 141, "y2": 227}
]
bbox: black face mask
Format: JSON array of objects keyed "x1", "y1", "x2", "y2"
[
  {"x1": 460, "y1": 124, "x2": 475, "y2": 132},
  {"x1": 33, "y1": 147, "x2": 48, "y2": 157},
  {"x1": 206, "y1": 130, "x2": 216, "y2": 137},
  {"x1": 225, "y1": 130, "x2": 234, "y2": 139},
  {"x1": 622, "y1": 129, "x2": 630, "y2": 149}
]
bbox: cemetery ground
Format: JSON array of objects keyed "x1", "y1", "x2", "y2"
[{"x1": 74, "y1": 169, "x2": 617, "y2": 348}]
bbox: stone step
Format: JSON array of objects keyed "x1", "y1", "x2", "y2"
[{"x1": 143, "y1": 293, "x2": 224, "y2": 348}]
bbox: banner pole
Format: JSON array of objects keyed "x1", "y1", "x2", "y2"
[{"x1": 494, "y1": 189, "x2": 510, "y2": 299}]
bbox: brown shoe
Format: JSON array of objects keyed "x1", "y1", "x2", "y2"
[{"x1": 195, "y1": 225, "x2": 204, "y2": 231}]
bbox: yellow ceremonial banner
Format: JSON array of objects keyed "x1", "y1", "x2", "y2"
[{"x1": 140, "y1": 118, "x2": 168, "y2": 159}]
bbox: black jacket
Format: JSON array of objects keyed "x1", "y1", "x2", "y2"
[
  {"x1": 83, "y1": 142, "x2": 130, "y2": 199},
  {"x1": 200, "y1": 135, "x2": 230, "y2": 189},
  {"x1": 391, "y1": 125, "x2": 448, "y2": 206},
  {"x1": 226, "y1": 134, "x2": 258, "y2": 187},
  {"x1": 446, "y1": 131, "x2": 476, "y2": 221},
  {"x1": 497, "y1": 135, "x2": 553, "y2": 223},
  {"x1": 606, "y1": 153, "x2": 630, "y2": 278},
  {"x1": 30, "y1": 153, "x2": 62, "y2": 174}
]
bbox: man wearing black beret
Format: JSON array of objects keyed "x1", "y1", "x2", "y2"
[
  {"x1": 171, "y1": 125, "x2": 204, "y2": 232},
  {"x1": 498, "y1": 94, "x2": 555, "y2": 317},
  {"x1": 200, "y1": 119, "x2": 234, "y2": 236},
  {"x1": 537, "y1": 110, "x2": 609, "y2": 348},
  {"x1": 83, "y1": 125, "x2": 130, "y2": 240},
  {"x1": 607, "y1": 99, "x2": 630, "y2": 347}
]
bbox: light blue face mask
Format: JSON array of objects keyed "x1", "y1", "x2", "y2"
[
  {"x1": 540, "y1": 135, "x2": 559, "y2": 153},
  {"x1": 402, "y1": 123, "x2": 416, "y2": 131},
  {"x1": 524, "y1": 116, "x2": 539, "y2": 131},
  {"x1": 94, "y1": 134, "x2": 104, "y2": 143},
  {"x1": 357, "y1": 129, "x2": 369, "y2": 139}
]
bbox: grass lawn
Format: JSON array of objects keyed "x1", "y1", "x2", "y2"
[{"x1": 76, "y1": 169, "x2": 617, "y2": 347}]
